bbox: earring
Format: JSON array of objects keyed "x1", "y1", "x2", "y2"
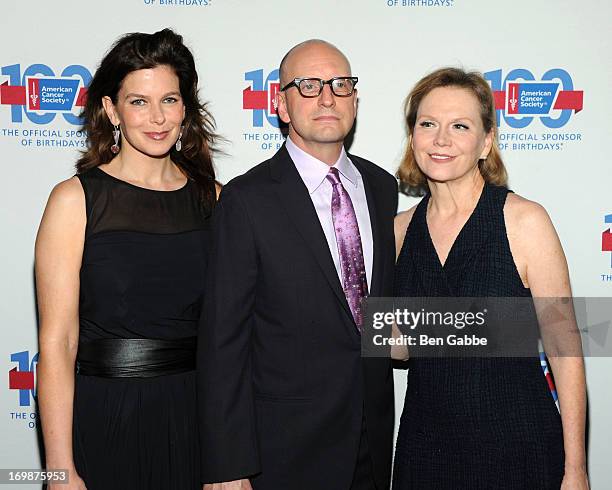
[
  {"x1": 175, "y1": 126, "x2": 183, "y2": 152},
  {"x1": 110, "y1": 125, "x2": 120, "y2": 154}
]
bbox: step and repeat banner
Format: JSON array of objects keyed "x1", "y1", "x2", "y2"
[{"x1": 1, "y1": 0, "x2": 610, "y2": 487}]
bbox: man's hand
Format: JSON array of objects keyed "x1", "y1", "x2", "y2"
[{"x1": 203, "y1": 479, "x2": 253, "y2": 490}]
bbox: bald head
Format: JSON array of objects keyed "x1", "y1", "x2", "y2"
[
  {"x1": 274, "y1": 38, "x2": 357, "y2": 164},
  {"x1": 279, "y1": 39, "x2": 352, "y2": 86}
]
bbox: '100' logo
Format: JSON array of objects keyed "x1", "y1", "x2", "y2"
[
  {"x1": 9, "y1": 350, "x2": 38, "y2": 407},
  {"x1": 1, "y1": 63, "x2": 91, "y2": 125},
  {"x1": 242, "y1": 68, "x2": 280, "y2": 128},
  {"x1": 483, "y1": 68, "x2": 583, "y2": 129}
]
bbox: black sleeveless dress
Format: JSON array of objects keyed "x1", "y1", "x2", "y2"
[
  {"x1": 72, "y1": 167, "x2": 211, "y2": 490},
  {"x1": 393, "y1": 184, "x2": 564, "y2": 489}
]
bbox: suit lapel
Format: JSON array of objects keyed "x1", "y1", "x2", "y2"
[
  {"x1": 271, "y1": 146, "x2": 353, "y2": 322},
  {"x1": 350, "y1": 155, "x2": 384, "y2": 298}
]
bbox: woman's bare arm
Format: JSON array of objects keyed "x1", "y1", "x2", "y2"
[
  {"x1": 35, "y1": 177, "x2": 86, "y2": 487},
  {"x1": 506, "y1": 194, "x2": 588, "y2": 489},
  {"x1": 391, "y1": 208, "x2": 417, "y2": 361}
]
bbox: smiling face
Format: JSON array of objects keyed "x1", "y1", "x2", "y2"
[
  {"x1": 276, "y1": 41, "x2": 356, "y2": 162},
  {"x1": 411, "y1": 86, "x2": 493, "y2": 184},
  {"x1": 102, "y1": 65, "x2": 185, "y2": 158}
]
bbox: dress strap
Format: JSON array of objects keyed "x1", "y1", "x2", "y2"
[{"x1": 75, "y1": 169, "x2": 98, "y2": 239}]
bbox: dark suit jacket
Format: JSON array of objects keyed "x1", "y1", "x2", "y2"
[{"x1": 198, "y1": 145, "x2": 398, "y2": 490}]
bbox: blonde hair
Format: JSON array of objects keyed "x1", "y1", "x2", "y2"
[{"x1": 398, "y1": 67, "x2": 507, "y2": 194}]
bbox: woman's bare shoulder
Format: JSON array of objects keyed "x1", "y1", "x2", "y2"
[
  {"x1": 394, "y1": 205, "x2": 418, "y2": 257},
  {"x1": 504, "y1": 192, "x2": 552, "y2": 231},
  {"x1": 215, "y1": 181, "x2": 222, "y2": 200},
  {"x1": 395, "y1": 206, "x2": 417, "y2": 232},
  {"x1": 37, "y1": 176, "x2": 85, "y2": 237},
  {"x1": 46, "y1": 176, "x2": 85, "y2": 209}
]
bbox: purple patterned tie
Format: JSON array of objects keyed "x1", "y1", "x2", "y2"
[{"x1": 326, "y1": 167, "x2": 369, "y2": 331}]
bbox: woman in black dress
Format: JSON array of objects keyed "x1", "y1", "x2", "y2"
[
  {"x1": 36, "y1": 29, "x2": 218, "y2": 490},
  {"x1": 392, "y1": 68, "x2": 588, "y2": 489}
]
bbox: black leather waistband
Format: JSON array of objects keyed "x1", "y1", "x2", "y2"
[{"x1": 76, "y1": 337, "x2": 196, "y2": 378}]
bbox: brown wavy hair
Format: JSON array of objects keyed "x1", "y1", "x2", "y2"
[
  {"x1": 397, "y1": 67, "x2": 507, "y2": 195},
  {"x1": 76, "y1": 28, "x2": 218, "y2": 210}
]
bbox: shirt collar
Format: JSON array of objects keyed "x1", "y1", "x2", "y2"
[{"x1": 286, "y1": 136, "x2": 359, "y2": 194}]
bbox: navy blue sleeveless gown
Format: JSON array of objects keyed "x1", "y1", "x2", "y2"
[{"x1": 393, "y1": 184, "x2": 564, "y2": 489}]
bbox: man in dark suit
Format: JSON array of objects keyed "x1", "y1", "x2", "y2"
[{"x1": 199, "y1": 39, "x2": 397, "y2": 490}]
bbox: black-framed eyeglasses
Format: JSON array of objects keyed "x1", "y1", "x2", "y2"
[{"x1": 280, "y1": 77, "x2": 358, "y2": 98}]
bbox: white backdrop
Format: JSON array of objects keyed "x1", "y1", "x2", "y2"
[{"x1": 1, "y1": 0, "x2": 611, "y2": 488}]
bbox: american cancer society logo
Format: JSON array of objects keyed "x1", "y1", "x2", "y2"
[
  {"x1": 26, "y1": 77, "x2": 83, "y2": 112},
  {"x1": 8, "y1": 350, "x2": 39, "y2": 429},
  {"x1": 501, "y1": 81, "x2": 582, "y2": 116},
  {"x1": 484, "y1": 68, "x2": 583, "y2": 152},
  {"x1": 242, "y1": 68, "x2": 285, "y2": 152}
]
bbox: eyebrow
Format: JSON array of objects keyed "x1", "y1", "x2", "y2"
[
  {"x1": 291, "y1": 75, "x2": 353, "y2": 82},
  {"x1": 418, "y1": 114, "x2": 476, "y2": 123},
  {"x1": 124, "y1": 91, "x2": 181, "y2": 99}
]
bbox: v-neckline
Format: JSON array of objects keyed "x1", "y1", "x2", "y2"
[{"x1": 424, "y1": 183, "x2": 487, "y2": 270}]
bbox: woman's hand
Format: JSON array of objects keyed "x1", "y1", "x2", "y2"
[
  {"x1": 560, "y1": 464, "x2": 589, "y2": 490},
  {"x1": 47, "y1": 467, "x2": 87, "y2": 490},
  {"x1": 203, "y1": 479, "x2": 253, "y2": 490}
]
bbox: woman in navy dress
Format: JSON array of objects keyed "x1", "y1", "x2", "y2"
[
  {"x1": 36, "y1": 29, "x2": 219, "y2": 490},
  {"x1": 392, "y1": 68, "x2": 588, "y2": 489}
]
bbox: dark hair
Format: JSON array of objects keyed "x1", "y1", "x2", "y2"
[
  {"x1": 398, "y1": 67, "x2": 507, "y2": 194},
  {"x1": 76, "y1": 28, "x2": 217, "y2": 209}
]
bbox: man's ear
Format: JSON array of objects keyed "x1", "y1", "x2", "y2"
[
  {"x1": 102, "y1": 96, "x2": 120, "y2": 126},
  {"x1": 275, "y1": 92, "x2": 291, "y2": 124}
]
